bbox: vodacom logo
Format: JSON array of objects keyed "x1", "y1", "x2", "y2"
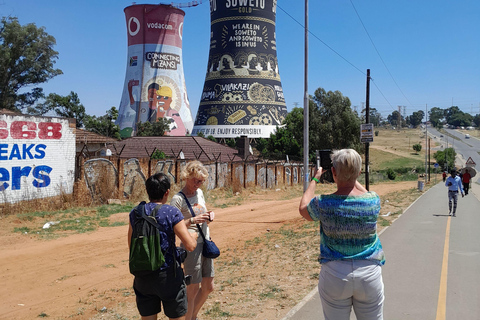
[
  {"x1": 128, "y1": 16, "x2": 140, "y2": 36},
  {"x1": 179, "y1": 22, "x2": 183, "y2": 40}
]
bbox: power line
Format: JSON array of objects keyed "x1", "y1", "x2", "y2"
[
  {"x1": 277, "y1": 4, "x2": 365, "y2": 75},
  {"x1": 277, "y1": 3, "x2": 396, "y2": 112},
  {"x1": 349, "y1": 0, "x2": 413, "y2": 108}
]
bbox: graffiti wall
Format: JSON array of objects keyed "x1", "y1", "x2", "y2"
[
  {"x1": 76, "y1": 156, "x2": 305, "y2": 201},
  {"x1": 116, "y1": 4, "x2": 194, "y2": 138},
  {"x1": 193, "y1": 0, "x2": 287, "y2": 138},
  {"x1": 0, "y1": 115, "x2": 75, "y2": 204}
]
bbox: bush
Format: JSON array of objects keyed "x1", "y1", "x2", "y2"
[
  {"x1": 151, "y1": 150, "x2": 166, "y2": 159},
  {"x1": 375, "y1": 130, "x2": 379, "y2": 136},
  {"x1": 413, "y1": 143, "x2": 422, "y2": 153},
  {"x1": 386, "y1": 168, "x2": 396, "y2": 180}
]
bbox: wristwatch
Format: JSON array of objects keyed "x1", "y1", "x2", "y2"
[{"x1": 190, "y1": 217, "x2": 194, "y2": 224}]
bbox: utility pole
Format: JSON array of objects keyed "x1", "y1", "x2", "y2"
[
  {"x1": 365, "y1": 69, "x2": 371, "y2": 191},
  {"x1": 397, "y1": 106, "x2": 401, "y2": 131},
  {"x1": 425, "y1": 104, "x2": 428, "y2": 185},
  {"x1": 303, "y1": 0, "x2": 309, "y2": 191},
  {"x1": 428, "y1": 137, "x2": 431, "y2": 182}
]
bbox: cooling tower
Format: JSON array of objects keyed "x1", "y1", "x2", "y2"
[
  {"x1": 192, "y1": 0, "x2": 287, "y2": 138},
  {"x1": 116, "y1": 4, "x2": 194, "y2": 138}
]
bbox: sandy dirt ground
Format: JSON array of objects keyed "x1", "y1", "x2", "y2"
[{"x1": 0, "y1": 181, "x2": 416, "y2": 320}]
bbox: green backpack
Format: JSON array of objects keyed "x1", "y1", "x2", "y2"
[{"x1": 129, "y1": 202, "x2": 166, "y2": 276}]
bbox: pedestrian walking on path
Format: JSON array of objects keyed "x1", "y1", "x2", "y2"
[
  {"x1": 445, "y1": 169, "x2": 464, "y2": 216},
  {"x1": 299, "y1": 149, "x2": 385, "y2": 320},
  {"x1": 462, "y1": 170, "x2": 471, "y2": 195}
]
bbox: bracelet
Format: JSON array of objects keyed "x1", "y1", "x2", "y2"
[
  {"x1": 312, "y1": 177, "x2": 320, "y2": 183},
  {"x1": 190, "y1": 217, "x2": 194, "y2": 224}
]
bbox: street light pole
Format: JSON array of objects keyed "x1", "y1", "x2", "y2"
[{"x1": 303, "y1": 0, "x2": 309, "y2": 191}]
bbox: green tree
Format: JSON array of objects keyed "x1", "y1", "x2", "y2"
[
  {"x1": 84, "y1": 107, "x2": 121, "y2": 139},
  {"x1": 33, "y1": 91, "x2": 86, "y2": 128},
  {"x1": 369, "y1": 108, "x2": 382, "y2": 127},
  {"x1": 387, "y1": 110, "x2": 403, "y2": 127},
  {"x1": 412, "y1": 143, "x2": 422, "y2": 154},
  {"x1": 429, "y1": 107, "x2": 445, "y2": 129},
  {"x1": 310, "y1": 88, "x2": 361, "y2": 153},
  {"x1": 0, "y1": 17, "x2": 62, "y2": 111},
  {"x1": 257, "y1": 87, "x2": 361, "y2": 161},
  {"x1": 449, "y1": 112, "x2": 472, "y2": 128},
  {"x1": 136, "y1": 118, "x2": 172, "y2": 136},
  {"x1": 433, "y1": 147, "x2": 456, "y2": 171},
  {"x1": 256, "y1": 125, "x2": 302, "y2": 160},
  {"x1": 445, "y1": 106, "x2": 461, "y2": 125},
  {"x1": 408, "y1": 110, "x2": 425, "y2": 128},
  {"x1": 360, "y1": 107, "x2": 382, "y2": 127},
  {"x1": 473, "y1": 114, "x2": 480, "y2": 128}
]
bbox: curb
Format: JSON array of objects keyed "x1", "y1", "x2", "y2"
[{"x1": 280, "y1": 287, "x2": 318, "y2": 320}]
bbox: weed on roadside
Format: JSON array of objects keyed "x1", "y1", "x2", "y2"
[{"x1": 11, "y1": 203, "x2": 134, "y2": 239}]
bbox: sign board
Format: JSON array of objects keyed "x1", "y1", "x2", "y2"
[
  {"x1": 0, "y1": 114, "x2": 75, "y2": 204},
  {"x1": 434, "y1": 163, "x2": 439, "y2": 168},
  {"x1": 360, "y1": 123, "x2": 374, "y2": 143},
  {"x1": 465, "y1": 157, "x2": 476, "y2": 167}
]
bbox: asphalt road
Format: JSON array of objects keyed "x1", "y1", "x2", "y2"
[
  {"x1": 427, "y1": 127, "x2": 479, "y2": 183},
  {"x1": 282, "y1": 181, "x2": 480, "y2": 320}
]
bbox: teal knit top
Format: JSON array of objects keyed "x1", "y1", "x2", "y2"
[{"x1": 307, "y1": 191, "x2": 385, "y2": 265}]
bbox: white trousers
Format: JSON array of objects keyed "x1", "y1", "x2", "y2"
[{"x1": 318, "y1": 260, "x2": 384, "y2": 320}]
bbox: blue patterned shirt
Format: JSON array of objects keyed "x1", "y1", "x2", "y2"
[{"x1": 307, "y1": 191, "x2": 385, "y2": 265}]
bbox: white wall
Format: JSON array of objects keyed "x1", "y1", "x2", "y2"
[{"x1": 0, "y1": 115, "x2": 75, "y2": 204}]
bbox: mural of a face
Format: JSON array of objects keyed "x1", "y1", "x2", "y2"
[
  {"x1": 147, "y1": 83, "x2": 160, "y2": 110},
  {"x1": 156, "y1": 86, "x2": 173, "y2": 119}
]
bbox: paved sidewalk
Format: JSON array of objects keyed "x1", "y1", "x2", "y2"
[{"x1": 282, "y1": 181, "x2": 480, "y2": 320}]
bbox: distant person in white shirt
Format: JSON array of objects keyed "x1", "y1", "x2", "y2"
[{"x1": 445, "y1": 169, "x2": 464, "y2": 217}]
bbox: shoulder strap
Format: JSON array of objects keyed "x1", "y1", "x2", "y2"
[
  {"x1": 136, "y1": 202, "x2": 166, "y2": 232},
  {"x1": 178, "y1": 191, "x2": 195, "y2": 217},
  {"x1": 137, "y1": 202, "x2": 178, "y2": 274},
  {"x1": 178, "y1": 191, "x2": 207, "y2": 242}
]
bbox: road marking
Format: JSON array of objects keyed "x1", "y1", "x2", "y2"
[{"x1": 435, "y1": 216, "x2": 451, "y2": 320}]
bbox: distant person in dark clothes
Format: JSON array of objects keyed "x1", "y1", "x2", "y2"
[
  {"x1": 128, "y1": 173, "x2": 197, "y2": 320},
  {"x1": 462, "y1": 170, "x2": 471, "y2": 195},
  {"x1": 445, "y1": 169, "x2": 464, "y2": 217},
  {"x1": 442, "y1": 171, "x2": 447, "y2": 182}
]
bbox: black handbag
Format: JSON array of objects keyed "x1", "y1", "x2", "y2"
[{"x1": 179, "y1": 192, "x2": 220, "y2": 259}]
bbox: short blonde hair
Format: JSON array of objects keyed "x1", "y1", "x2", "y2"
[
  {"x1": 180, "y1": 160, "x2": 209, "y2": 181},
  {"x1": 331, "y1": 149, "x2": 362, "y2": 182}
]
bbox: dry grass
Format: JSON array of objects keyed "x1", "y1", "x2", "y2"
[
  {"x1": 372, "y1": 128, "x2": 426, "y2": 157},
  {"x1": 0, "y1": 181, "x2": 92, "y2": 217}
]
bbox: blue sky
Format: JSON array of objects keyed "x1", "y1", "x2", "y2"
[{"x1": 2, "y1": 0, "x2": 479, "y2": 121}]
